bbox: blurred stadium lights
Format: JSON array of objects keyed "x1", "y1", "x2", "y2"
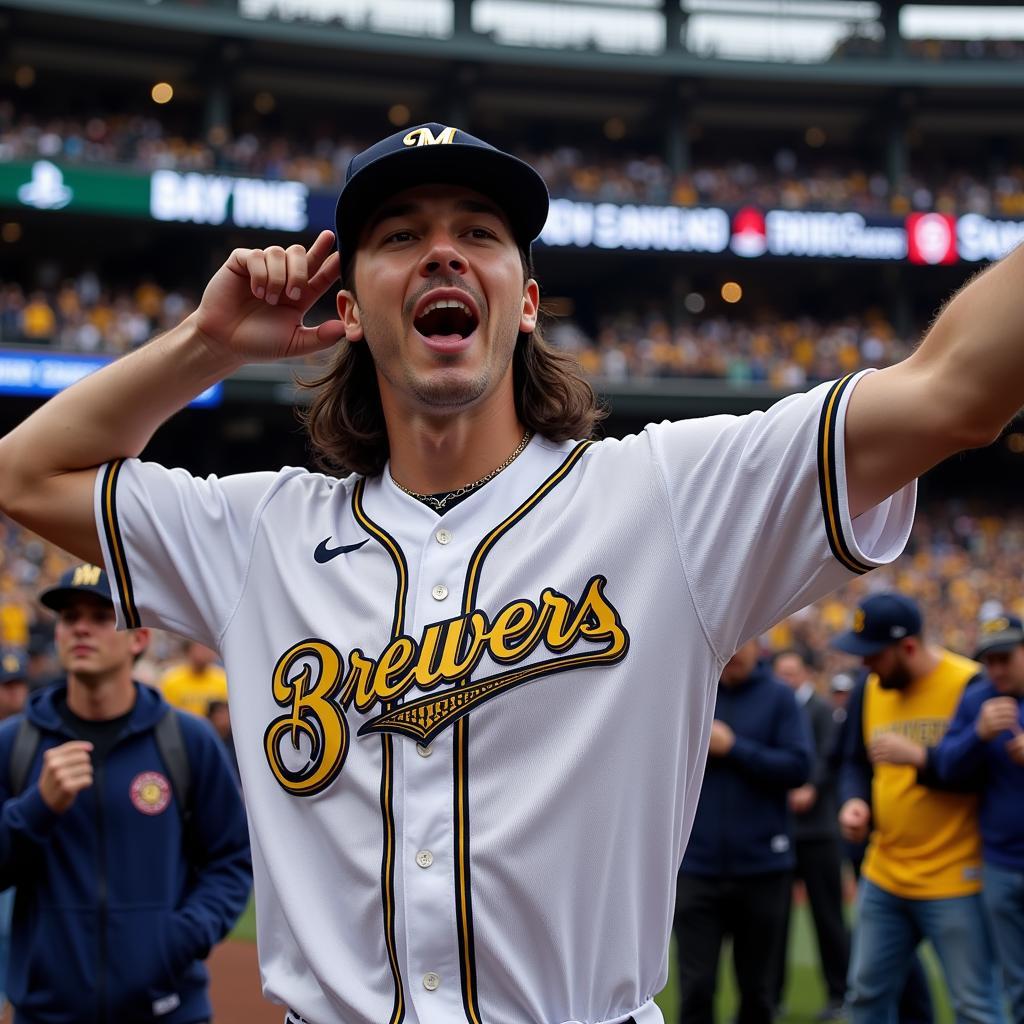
[
  {"x1": 474, "y1": 0, "x2": 663, "y2": 53},
  {"x1": 720, "y1": 281, "x2": 743, "y2": 303},
  {"x1": 902, "y1": 5, "x2": 1024, "y2": 39},
  {"x1": 238, "y1": 0, "x2": 452, "y2": 37},
  {"x1": 151, "y1": 82, "x2": 174, "y2": 104}
]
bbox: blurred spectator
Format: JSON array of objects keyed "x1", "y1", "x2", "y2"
[
  {"x1": 772, "y1": 649, "x2": 850, "y2": 1021},
  {"x1": 931, "y1": 615, "x2": 1024, "y2": 1024},
  {"x1": 160, "y1": 641, "x2": 229, "y2": 718},
  {"x1": 674, "y1": 639, "x2": 812, "y2": 1024},
  {"x1": 0, "y1": 649, "x2": 28, "y2": 1016},
  {"x1": 834, "y1": 594, "x2": 1002, "y2": 1024},
  {"x1": 207, "y1": 699, "x2": 238, "y2": 780},
  {"x1": 0, "y1": 564, "x2": 251, "y2": 1024},
  {"x1": 0, "y1": 276, "x2": 197, "y2": 355}
]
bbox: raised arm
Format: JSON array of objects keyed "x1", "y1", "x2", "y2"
[
  {"x1": 0, "y1": 232, "x2": 344, "y2": 562},
  {"x1": 846, "y1": 244, "x2": 1024, "y2": 518}
]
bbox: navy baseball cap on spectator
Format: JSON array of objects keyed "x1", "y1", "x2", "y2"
[
  {"x1": 39, "y1": 563, "x2": 113, "y2": 611},
  {"x1": 831, "y1": 593, "x2": 923, "y2": 656},
  {"x1": 974, "y1": 614, "x2": 1024, "y2": 659},
  {"x1": 0, "y1": 650, "x2": 28, "y2": 685},
  {"x1": 334, "y1": 123, "x2": 549, "y2": 276}
]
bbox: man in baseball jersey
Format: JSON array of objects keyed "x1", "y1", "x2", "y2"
[{"x1": 0, "y1": 122, "x2": 1019, "y2": 1024}]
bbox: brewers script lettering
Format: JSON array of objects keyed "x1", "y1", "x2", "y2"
[{"x1": 264, "y1": 575, "x2": 630, "y2": 795}]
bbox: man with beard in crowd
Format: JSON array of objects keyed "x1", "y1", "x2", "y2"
[{"x1": 835, "y1": 593, "x2": 1001, "y2": 1024}]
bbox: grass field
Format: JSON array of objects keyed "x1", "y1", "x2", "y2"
[{"x1": 230, "y1": 897, "x2": 955, "y2": 1023}]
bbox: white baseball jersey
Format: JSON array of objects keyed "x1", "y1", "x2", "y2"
[{"x1": 95, "y1": 371, "x2": 914, "y2": 1024}]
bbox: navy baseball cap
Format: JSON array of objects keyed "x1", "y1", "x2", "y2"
[
  {"x1": 0, "y1": 650, "x2": 28, "y2": 685},
  {"x1": 831, "y1": 593, "x2": 923, "y2": 657},
  {"x1": 39, "y1": 563, "x2": 113, "y2": 611},
  {"x1": 334, "y1": 123, "x2": 549, "y2": 275},
  {"x1": 974, "y1": 614, "x2": 1024, "y2": 659}
]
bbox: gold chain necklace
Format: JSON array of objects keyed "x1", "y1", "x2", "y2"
[{"x1": 393, "y1": 430, "x2": 533, "y2": 512}]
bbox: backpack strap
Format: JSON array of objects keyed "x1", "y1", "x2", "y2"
[
  {"x1": 8, "y1": 718, "x2": 41, "y2": 797},
  {"x1": 153, "y1": 708, "x2": 192, "y2": 826}
]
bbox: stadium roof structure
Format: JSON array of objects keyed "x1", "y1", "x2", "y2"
[{"x1": 4, "y1": 0, "x2": 1024, "y2": 89}]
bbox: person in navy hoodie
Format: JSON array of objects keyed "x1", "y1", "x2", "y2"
[
  {"x1": 0, "y1": 564, "x2": 251, "y2": 1024},
  {"x1": 674, "y1": 638, "x2": 812, "y2": 1024},
  {"x1": 931, "y1": 613, "x2": 1024, "y2": 1024}
]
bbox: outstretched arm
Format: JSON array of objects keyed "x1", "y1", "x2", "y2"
[
  {"x1": 846, "y1": 244, "x2": 1024, "y2": 518},
  {"x1": 0, "y1": 232, "x2": 344, "y2": 562}
]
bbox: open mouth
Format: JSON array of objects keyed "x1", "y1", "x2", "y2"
[{"x1": 413, "y1": 297, "x2": 480, "y2": 344}]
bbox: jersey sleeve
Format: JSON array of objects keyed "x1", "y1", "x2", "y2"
[
  {"x1": 94, "y1": 458, "x2": 286, "y2": 648},
  {"x1": 649, "y1": 371, "x2": 916, "y2": 661}
]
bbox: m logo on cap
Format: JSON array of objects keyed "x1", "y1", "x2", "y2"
[
  {"x1": 72, "y1": 564, "x2": 102, "y2": 587},
  {"x1": 403, "y1": 126, "x2": 458, "y2": 148},
  {"x1": 2, "y1": 655, "x2": 18, "y2": 673},
  {"x1": 853, "y1": 609, "x2": 865, "y2": 634},
  {"x1": 983, "y1": 617, "x2": 1010, "y2": 635}
]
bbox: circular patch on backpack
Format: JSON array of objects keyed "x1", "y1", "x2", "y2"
[{"x1": 130, "y1": 771, "x2": 171, "y2": 815}]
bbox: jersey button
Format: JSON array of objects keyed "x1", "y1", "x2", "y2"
[
  {"x1": 423, "y1": 972, "x2": 441, "y2": 992},
  {"x1": 416, "y1": 850, "x2": 434, "y2": 869},
  {"x1": 435, "y1": 528, "x2": 452, "y2": 545},
  {"x1": 416, "y1": 743, "x2": 432, "y2": 757},
  {"x1": 431, "y1": 584, "x2": 449, "y2": 601}
]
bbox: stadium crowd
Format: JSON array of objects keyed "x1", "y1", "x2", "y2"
[
  {"x1": 0, "y1": 274, "x2": 916, "y2": 385},
  {"x1": 3, "y1": 103, "x2": 1024, "y2": 216}
]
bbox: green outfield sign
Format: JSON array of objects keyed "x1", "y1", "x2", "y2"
[{"x1": 0, "y1": 159, "x2": 151, "y2": 216}]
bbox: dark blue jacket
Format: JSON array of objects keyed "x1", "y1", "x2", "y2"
[
  {"x1": 931, "y1": 679, "x2": 1024, "y2": 871},
  {"x1": 682, "y1": 661, "x2": 812, "y2": 877},
  {"x1": 0, "y1": 683, "x2": 251, "y2": 1024}
]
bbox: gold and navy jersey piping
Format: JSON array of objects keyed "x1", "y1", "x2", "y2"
[
  {"x1": 101, "y1": 459, "x2": 142, "y2": 628},
  {"x1": 454, "y1": 439, "x2": 595, "y2": 1024},
  {"x1": 817, "y1": 376, "x2": 873, "y2": 576},
  {"x1": 352, "y1": 478, "x2": 407, "y2": 1024}
]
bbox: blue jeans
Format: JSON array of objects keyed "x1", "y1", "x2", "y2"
[
  {"x1": 982, "y1": 863, "x2": 1024, "y2": 1024},
  {"x1": 848, "y1": 878, "x2": 1004, "y2": 1024}
]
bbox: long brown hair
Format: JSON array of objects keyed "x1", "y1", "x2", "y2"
[{"x1": 298, "y1": 320, "x2": 605, "y2": 477}]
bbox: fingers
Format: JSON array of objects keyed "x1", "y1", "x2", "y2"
[
  {"x1": 308, "y1": 251, "x2": 341, "y2": 298},
  {"x1": 306, "y1": 230, "x2": 338, "y2": 277},
  {"x1": 264, "y1": 246, "x2": 287, "y2": 305},
  {"x1": 292, "y1": 319, "x2": 347, "y2": 355},
  {"x1": 284, "y1": 244, "x2": 308, "y2": 301},
  {"x1": 238, "y1": 233, "x2": 338, "y2": 307},
  {"x1": 40, "y1": 741, "x2": 95, "y2": 813}
]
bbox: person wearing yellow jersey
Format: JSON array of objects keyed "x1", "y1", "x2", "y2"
[
  {"x1": 834, "y1": 593, "x2": 1003, "y2": 1024},
  {"x1": 159, "y1": 641, "x2": 228, "y2": 718}
]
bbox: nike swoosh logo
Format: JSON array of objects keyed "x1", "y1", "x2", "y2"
[{"x1": 314, "y1": 537, "x2": 369, "y2": 563}]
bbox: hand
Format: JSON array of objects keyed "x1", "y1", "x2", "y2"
[
  {"x1": 788, "y1": 784, "x2": 818, "y2": 815},
  {"x1": 192, "y1": 230, "x2": 346, "y2": 363},
  {"x1": 38, "y1": 741, "x2": 94, "y2": 814},
  {"x1": 1005, "y1": 734, "x2": 1024, "y2": 766},
  {"x1": 839, "y1": 798, "x2": 871, "y2": 843},
  {"x1": 708, "y1": 720, "x2": 735, "y2": 757},
  {"x1": 976, "y1": 697, "x2": 1022, "y2": 742},
  {"x1": 869, "y1": 733, "x2": 926, "y2": 768}
]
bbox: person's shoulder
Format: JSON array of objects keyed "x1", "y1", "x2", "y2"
[
  {"x1": 960, "y1": 675, "x2": 997, "y2": 707},
  {"x1": 938, "y1": 648, "x2": 984, "y2": 686},
  {"x1": 0, "y1": 712, "x2": 26, "y2": 747}
]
